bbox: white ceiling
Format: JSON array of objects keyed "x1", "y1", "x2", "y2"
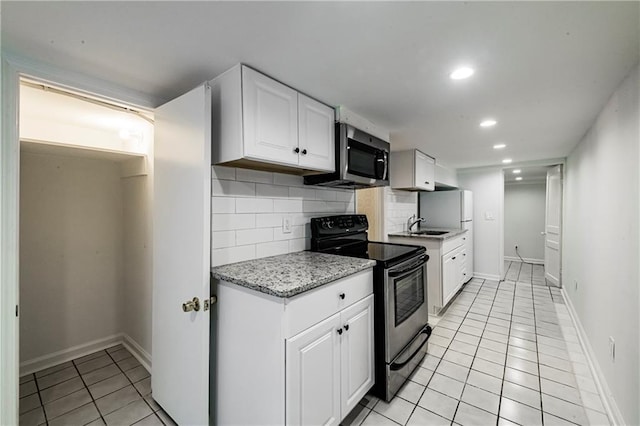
[{"x1": 2, "y1": 1, "x2": 638, "y2": 169}]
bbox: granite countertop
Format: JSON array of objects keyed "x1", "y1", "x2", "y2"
[
  {"x1": 388, "y1": 227, "x2": 467, "y2": 240},
  {"x1": 210, "y1": 251, "x2": 376, "y2": 298}
]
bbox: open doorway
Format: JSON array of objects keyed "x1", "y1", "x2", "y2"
[
  {"x1": 503, "y1": 165, "x2": 563, "y2": 287},
  {"x1": 17, "y1": 80, "x2": 161, "y2": 424}
]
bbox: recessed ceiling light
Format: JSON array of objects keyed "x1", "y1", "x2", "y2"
[
  {"x1": 502, "y1": 158, "x2": 512, "y2": 164},
  {"x1": 450, "y1": 67, "x2": 475, "y2": 80},
  {"x1": 512, "y1": 169, "x2": 521, "y2": 174},
  {"x1": 515, "y1": 177, "x2": 523, "y2": 181},
  {"x1": 480, "y1": 119, "x2": 497, "y2": 128},
  {"x1": 493, "y1": 144, "x2": 506, "y2": 150}
]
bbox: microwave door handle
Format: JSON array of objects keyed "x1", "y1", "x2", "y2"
[{"x1": 383, "y1": 151, "x2": 389, "y2": 180}]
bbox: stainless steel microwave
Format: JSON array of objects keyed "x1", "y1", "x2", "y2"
[{"x1": 304, "y1": 123, "x2": 390, "y2": 188}]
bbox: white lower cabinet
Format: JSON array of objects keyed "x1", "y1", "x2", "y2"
[
  {"x1": 389, "y1": 232, "x2": 470, "y2": 314},
  {"x1": 286, "y1": 295, "x2": 374, "y2": 426},
  {"x1": 215, "y1": 269, "x2": 374, "y2": 425}
]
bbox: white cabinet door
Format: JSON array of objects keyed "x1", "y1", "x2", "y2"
[
  {"x1": 340, "y1": 295, "x2": 374, "y2": 417},
  {"x1": 286, "y1": 313, "x2": 342, "y2": 426},
  {"x1": 298, "y1": 93, "x2": 335, "y2": 172},
  {"x1": 414, "y1": 151, "x2": 435, "y2": 191},
  {"x1": 442, "y1": 249, "x2": 459, "y2": 306},
  {"x1": 152, "y1": 85, "x2": 211, "y2": 425},
  {"x1": 242, "y1": 66, "x2": 299, "y2": 165}
]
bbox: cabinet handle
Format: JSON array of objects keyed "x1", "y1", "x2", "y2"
[
  {"x1": 344, "y1": 324, "x2": 349, "y2": 331},
  {"x1": 337, "y1": 328, "x2": 343, "y2": 335},
  {"x1": 301, "y1": 149, "x2": 307, "y2": 155},
  {"x1": 339, "y1": 293, "x2": 345, "y2": 300},
  {"x1": 293, "y1": 147, "x2": 300, "y2": 154},
  {"x1": 425, "y1": 181, "x2": 430, "y2": 184},
  {"x1": 452, "y1": 256, "x2": 456, "y2": 260}
]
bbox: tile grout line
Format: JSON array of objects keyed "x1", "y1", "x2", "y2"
[
  {"x1": 529, "y1": 268, "x2": 546, "y2": 426},
  {"x1": 104, "y1": 347, "x2": 162, "y2": 425},
  {"x1": 444, "y1": 278, "x2": 493, "y2": 424},
  {"x1": 70, "y1": 351, "x2": 107, "y2": 426},
  {"x1": 496, "y1": 275, "x2": 517, "y2": 426}
]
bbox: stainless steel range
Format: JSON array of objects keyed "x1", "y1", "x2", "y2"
[{"x1": 310, "y1": 214, "x2": 432, "y2": 401}]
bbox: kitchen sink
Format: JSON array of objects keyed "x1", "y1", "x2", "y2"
[{"x1": 410, "y1": 230, "x2": 449, "y2": 236}]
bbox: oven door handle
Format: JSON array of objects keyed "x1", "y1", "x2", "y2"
[
  {"x1": 389, "y1": 326, "x2": 432, "y2": 371},
  {"x1": 388, "y1": 255, "x2": 427, "y2": 278}
]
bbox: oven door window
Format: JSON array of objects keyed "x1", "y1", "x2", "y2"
[
  {"x1": 393, "y1": 267, "x2": 425, "y2": 327},
  {"x1": 347, "y1": 140, "x2": 385, "y2": 179}
]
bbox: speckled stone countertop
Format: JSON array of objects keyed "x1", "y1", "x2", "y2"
[
  {"x1": 388, "y1": 227, "x2": 467, "y2": 240},
  {"x1": 210, "y1": 251, "x2": 376, "y2": 298}
]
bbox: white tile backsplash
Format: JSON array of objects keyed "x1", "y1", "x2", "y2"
[
  {"x1": 384, "y1": 187, "x2": 418, "y2": 236},
  {"x1": 211, "y1": 166, "x2": 355, "y2": 266}
]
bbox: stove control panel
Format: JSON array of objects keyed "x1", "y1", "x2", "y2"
[{"x1": 311, "y1": 214, "x2": 368, "y2": 238}]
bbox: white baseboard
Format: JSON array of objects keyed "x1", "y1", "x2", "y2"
[
  {"x1": 122, "y1": 334, "x2": 152, "y2": 373},
  {"x1": 504, "y1": 256, "x2": 544, "y2": 264},
  {"x1": 20, "y1": 333, "x2": 123, "y2": 376},
  {"x1": 561, "y1": 288, "x2": 624, "y2": 426},
  {"x1": 20, "y1": 333, "x2": 153, "y2": 377},
  {"x1": 472, "y1": 272, "x2": 501, "y2": 281}
]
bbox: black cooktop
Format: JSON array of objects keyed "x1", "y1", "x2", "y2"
[{"x1": 310, "y1": 215, "x2": 426, "y2": 268}]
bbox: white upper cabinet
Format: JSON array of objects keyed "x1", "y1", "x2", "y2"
[
  {"x1": 211, "y1": 64, "x2": 335, "y2": 173},
  {"x1": 390, "y1": 149, "x2": 435, "y2": 191},
  {"x1": 242, "y1": 67, "x2": 299, "y2": 164},
  {"x1": 298, "y1": 93, "x2": 335, "y2": 171}
]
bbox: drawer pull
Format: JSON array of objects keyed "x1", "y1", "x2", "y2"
[
  {"x1": 452, "y1": 256, "x2": 456, "y2": 260},
  {"x1": 344, "y1": 324, "x2": 350, "y2": 331},
  {"x1": 337, "y1": 328, "x2": 343, "y2": 335},
  {"x1": 339, "y1": 293, "x2": 345, "y2": 300}
]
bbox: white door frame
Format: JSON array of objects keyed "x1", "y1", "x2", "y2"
[
  {"x1": 0, "y1": 53, "x2": 156, "y2": 425},
  {"x1": 544, "y1": 165, "x2": 563, "y2": 286}
]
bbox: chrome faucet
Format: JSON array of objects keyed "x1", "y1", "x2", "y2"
[{"x1": 407, "y1": 214, "x2": 425, "y2": 232}]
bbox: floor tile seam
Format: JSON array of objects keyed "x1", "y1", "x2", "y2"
[
  {"x1": 69, "y1": 353, "x2": 106, "y2": 425},
  {"x1": 495, "y1": 268, "x2": 519, "y2": 425},
  {"x1": 34, "y1": 363, "x2": 75, "y2": 380},
  {"x1": 105, "y1": 347, "x2": 156, "y2": 415},
  {"x1": 450, "y1": 278, "x2": 500, "y2": 425},
  {"x1": 73, "y1": 350, "x2": 108, "y2": 366},
  {"x1": 46, "y1": 400, "x2": 97, "y2": 424},
  {"x1": 30, "y1": 365, "x2": 47, "y2": 424},
  {"x1": 526, "y1": 269, "x2": 548, "y2": 422},
  {"x1": 368, "y1": 404, "x2": 403, "y2": 425}
]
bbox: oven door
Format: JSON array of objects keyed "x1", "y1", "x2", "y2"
[{"x1": 384, "y1": 254, "x2": 429, "y2": 361}]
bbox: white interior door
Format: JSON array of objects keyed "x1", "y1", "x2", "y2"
[
  {"x1": 152, "y1": 84, "x2": 212, "y2": 425},
  {"x1": 544, "y1": 165, "x2": 563, "y2": 286}
]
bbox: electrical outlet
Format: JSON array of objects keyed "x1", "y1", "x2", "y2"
[
  {"x1": 282, "y1": 216, "x2": 292, "y2": 234},
  {"x1": 609, "y1": 337, "x2": 615, "y2": 361}
]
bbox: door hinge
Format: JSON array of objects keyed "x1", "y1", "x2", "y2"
[{"x1": 16, "y1": 305, "x2": 19, "y2": 317}]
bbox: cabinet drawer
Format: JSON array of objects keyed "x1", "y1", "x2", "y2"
[
  {"x1": 442, "y1": 233, "x2": 466, "y2": 254},
  {"x1": 284, "y1": 269, "x2": 373, "y2": 338}
]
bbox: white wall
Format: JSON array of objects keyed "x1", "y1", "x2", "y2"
[
  {"x1": 457, "y1": 169, "x2": 504, "y2": 280},
  {"x1": 20, "y1": 152, "x2": 124, "y2": 362},
  {"x1": 122, "y1": 175, "x2": 152, "y2": 357},
  {"x1": 504, "y1": 182, "x2": 546, "y2": 262},
  {"x1": 563, "y1": 65, "x2": 639, "y2": 425},
  {"x1": 211, "y1": 166, "x2": 355, "y2": 266}
]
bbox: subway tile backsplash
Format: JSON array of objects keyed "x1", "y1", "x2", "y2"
[
  {"x1": 384, "y1": 187, "x2": 418, "y2": 236},
  {"x1": 211, "y1": 166, "x2": 355, "y2": 266}
]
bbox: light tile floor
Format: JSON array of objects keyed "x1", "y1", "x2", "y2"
[
  {"x1": 343, "y1": 261, "x2": 611, "y2": 426},
  {"x1": 19, "y1": 345, "x2": 176, "y2": 426}
]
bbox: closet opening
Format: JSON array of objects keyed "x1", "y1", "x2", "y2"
[{"x1": 18, "y1": 79, "x2": 157, "y2": 425}]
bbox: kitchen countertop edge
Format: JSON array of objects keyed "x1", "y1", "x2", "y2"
[
  {"x1": 388, "y1": 228, "x2": 468, "y2": 240},
  {"x1": 211, "y1": 251, "x2": 376, "y2": 299}
]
